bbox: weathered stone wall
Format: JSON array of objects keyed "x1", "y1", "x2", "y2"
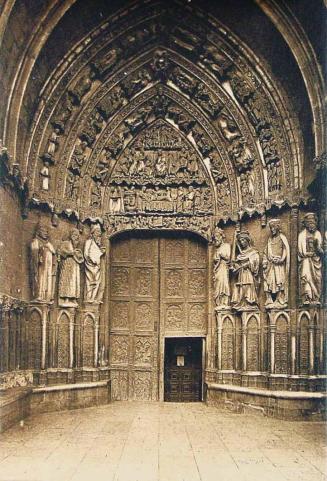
[{"x1": 0, "y1": 186, "x2": 24, "y2": 298}]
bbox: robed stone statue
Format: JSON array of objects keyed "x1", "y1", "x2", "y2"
[
  {"x1": 58, "y1": 228, "x2": 84, "y2": 307},
  {"x1": 231, "y1": 231, "x2": 260, "y2": 311},
  {"x1": 298, "y1": 213, "x2": 323, "y2": 305},
  {"x1": 213, "y1": 227, "x2": 231, "y2": 309},
  {"x1": 30, "y1": 223, "x2": 56, "y2": 302},
  {"x1": 84, "y1": 224, "x2": 106, "y2": 303},
  {"x1": 263, "y1": 219, "x2": 290, "y2": 308}
]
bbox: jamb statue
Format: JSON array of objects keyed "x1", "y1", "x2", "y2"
[
  {"x1": 263, "y1": 219, "x2": 290, "y2": 308},
  {"x1": 298, "y1": 213, "x2": 323, "y2": 305},
  {"x1": 213, "y1": 228, "x2": 231, "y2": 309},
  {"x1": 58, "y1": 229, "x2": 84, "y2": 307},
  {"x1": 30, "y1": 223, "x2": 56, "y2": 303},
  {"x1": 231, "y1": 230, "x2": 260, "y2": 311},
  {"x1": 84, "y1": 224, "x2": 106, "y2": 303}
]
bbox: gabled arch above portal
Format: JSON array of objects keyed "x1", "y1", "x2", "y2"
[{"x1": 25, "y1": 0, "x2": 305, "y2": 230}]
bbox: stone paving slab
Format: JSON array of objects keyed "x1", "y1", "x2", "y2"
[{"x1": 0, "y1": 402, "x2": 325, "y2": 481}]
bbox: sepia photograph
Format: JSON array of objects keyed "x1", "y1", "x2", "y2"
[{"x1": 0, "y1": 0, "x2": 326, "y2": 480}]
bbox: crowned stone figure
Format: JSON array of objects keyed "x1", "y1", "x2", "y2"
[
  {"x1": 263, "y1": 219, "x2": 290, "y2": 308},
  {"x1": 84, "y1": 224, "x2": 106, "y2": 303},
  {"x1": 30, "y1": 223, "x2": 56, "y2": 302},
  {"x1": 231, "y1": 231, "x2": 260, "y2": 311},
  {"x1": 58, "y1": 228, "x2": 84, "y2": 307},
  {"x1": 298, "y1": 213, "x2": 323, "y2": 305},
  {"x1": 213, "y1": 227, "x2": 231, "y2": 309}
]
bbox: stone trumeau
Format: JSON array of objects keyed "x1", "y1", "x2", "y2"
[{"x1": 0, "y1": 0, "x2": 325, "y2": 420}]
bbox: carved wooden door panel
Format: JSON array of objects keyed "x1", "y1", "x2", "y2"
[
  {"x1": 109, "y1": 233, "x2": 159, "y2": 401},
  {"x1": 160, "y1": 235, "x2": 208, "y2": 336},
  {"x1": 109, "y1": 232, "x2": 208, "y2": 401}
]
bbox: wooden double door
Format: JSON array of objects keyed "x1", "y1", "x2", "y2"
[
  {"x1": 164, "y1": 337, "x2": 203, "y2": 402},
  {"x1": 109, "y1": 231, "x2": 208, "y2": 401}
]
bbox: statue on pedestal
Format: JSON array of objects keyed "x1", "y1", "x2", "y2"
[
  {"x1": 213, "y1": 228, "x2": 231, "y2": 309},
  {"x1": 298, "y1": 213, "x2": 323, "y2": 305},
  {"x1": 58, "y1": 229, "x2": 84, "y2": 307},
  {"x1": 30, "y1": 223, "x2": 56, "y2": 303},
  {"x1": 84, "y1": 224, "x2": 106, "y2": 303},
  {"x1": 231, "y1": 231, "x2": 260, "y2": 311},
  {"x1": 263, "y1": 219, "x2": 290, "y2": 308}
]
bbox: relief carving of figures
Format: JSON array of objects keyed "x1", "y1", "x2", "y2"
[
  {"x1": 167, "y1": 105, "x2": 195, "y2": 134},
  {"x1": 30, "y1": 223, "x2": 56, "y2": 303},
  {"x1": 199, "y1": 44, "x2": 233, "y2": 79},
  {"x1": 84, "y1": 224, "x2": 106, "y2": 303},
  {"x1": 267, "y1": 160, "x2": 282, "y2": 192},
  {"x1": 216, "y1": 112, "x2": 241, "y2": 142},
  {"x1": 90, "y1": 182, "x2": 103, "y2": 208},
  {"x1": 239, "y1": 171, "x2": 255, "y2": 204},
  {"x1": 40, "y1": 161, "x2": 50, "y2": 191},
  {"x1": 263, "y1": 219, "x2": 290, "y2": 308},
  {"x1": 121, "y1": 68, "x2": 152, "y2": 98},
  {"x1": 65, "y1": 171, "x2": 80, "y2": 200},
  {"x1": 213, "y1": 228, "x2": 231, "y2": 309},
  {"x1": 52, "y1": 93, "x2": 74, "y2": 132},
  {"x1": 58, "y1": 229, "x2": 84, "y2": 307},
  {"x1": 228, "y1": 139, "x2": 254, "y2": 172},
  {"x1": 70, "y1": 140, "x2": 88, "y2": 173},
  {"x1": 97, "y1": 86, "x2": 125, "y2": 120},
  {"x1": 171, "y1": 67, "x2": 197, "y2": 96},
  {"x1": 42, "y1": 128, "x2": 60, "y2": 162},
  {"x1": 124, "y1": 105, "x2": 152, "y2": 134},
  {"x1": 298, "y1": 213, "x2": 323, "y2": 305},
  {"x1": 194, "y1": 83, "x2": 222, "y2": 118},
  {"x1": 80, "y1": 110, "x2": 105, "y2": 146},
  {"x1": 68, "y1": 66, "x2": 97, "y2": 105},
  {"x1": 231, "y1": 231, "x2": 260, "y2": 311},
  {"x1": 109, "y1": 186, "x2": 124, "y2": 213},
  {"x1": 93, "y1": 47, "x2": 121, "y2": 77}
]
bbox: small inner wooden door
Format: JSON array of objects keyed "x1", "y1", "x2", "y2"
[{"x1": 164, "y1": 337, "x2": 202, "y2": 402}]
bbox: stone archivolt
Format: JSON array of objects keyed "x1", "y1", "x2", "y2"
[{"x1": 23, "y1": 3, "x2": 302, "y2": 239}]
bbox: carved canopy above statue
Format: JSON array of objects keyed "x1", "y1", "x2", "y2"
[{"x1": 25, "y1": 1, "x2": 304, "y2": 234}]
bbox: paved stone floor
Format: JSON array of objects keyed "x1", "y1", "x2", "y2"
[{"x1": 0, "y1": 402, "x2": 326, "y2": 481}]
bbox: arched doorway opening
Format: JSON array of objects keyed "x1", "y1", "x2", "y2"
[{"x1": 109, "y1": 230, "x2": 208, "y2": 401}]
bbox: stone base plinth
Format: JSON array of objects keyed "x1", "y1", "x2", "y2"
[
  {"x1": 206, "y1": 382, "x2": 327, "y2": 420},
  {"x1": 0, "y1": 380, "x2": 111, "y2": 432},
  {"x1": 31, "y1": 380, "x2": 111, "y2": 414},
  {"x1": 0, "y1": 388, "x2": 31, "y2": 433}
]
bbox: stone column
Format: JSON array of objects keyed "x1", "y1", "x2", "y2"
[
  {"x1": 41, "y1": 308, "x2": 48, "y2": 370},
  {"x1": 270, "y1": 324, "x2": 276, "y2": 374},
  {"x1": 241, "y1": 312, "x2": 247, "y2": 371},
  {"x1": 289, "y1": 207, "x2": 299, "y2": 309},
  {"x1": 69, "y1": 313, "x2": 74, "y2": 368},
  {"x1": 94, "y1": 321, "x2": 99, "y2": 367},
  {"x1": 215, "y1": 310, "x2": 223, "y2": 371},
  {"x1": 207, "y1": 243, "x2": 215, "y2": 370},
  {"x1": 309, "y1": 324, "x2": 315, "y2": 374}
]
